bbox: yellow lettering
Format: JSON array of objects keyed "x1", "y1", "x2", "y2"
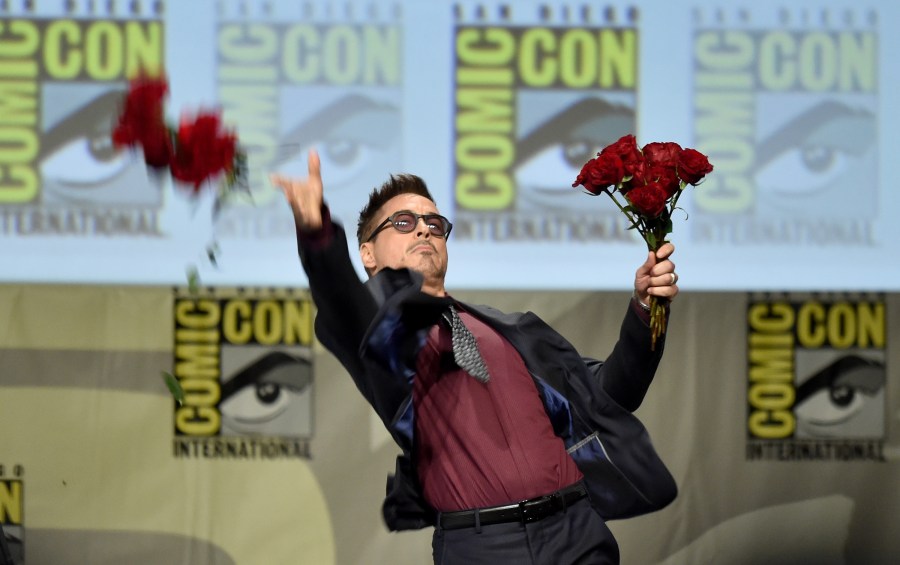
[
  {"x1": 693, "y1": 31, "x2": 754, "y2": 214},
  {"x1": 0, "y1": 20, "x2": 40, "y2": 58},
  {"x1": 44, "y1": 20, "x2": 82, "y2": 79},
  {"x1": 749, "y1": 382, "x2": 795, "y2": 410},
  {"x1": 175, "y1": 406, "x2": 220, "y2": 436},
  {"x1": 281, "y1": 24, "x2": 398, "y2": 85},
  {"x1": 749, "y1": 303, "x2": 794, "y2": 332},
  {"x1": 283, "y1": 300, "x2": 313, "y2": 345},
  {"x1": 174, "y1": 298, "x2": 221, "y2": 436},
  {"x1": 125, "y1": 21, "x2": 162, "y2": 77},
  {"x1": 254, "y1": 300, "x2": 283, "y2": 345},
  {"x1": 748, "y1": 410, "x2": 795, "y2": 439},
  {"x1": 218, "y1": 23, "x2": 279, "y2": 199},
  {"x1": 747, "y1": 301, "x2": 796, "y2": 438},
  {"x1": 44, "y1": 20, "x2": 162, "y2": 81},
  {"x1": 174, "y1": 344, "x2": 219, "y2": 379},
  {"x1": 558, "y1": 29, "x2": 596, "y2": 88},
  {"x1": 856, "y1": 303, "x2": 884, "y2": 348},
  {"x1": 599, "y1": 29, "x2": 636, "y2": 88},
  {"x1": 222, "y1": 300, "x2": 253, "y2": 344},
  {"x1": 455, "y1": 172, "x2": 513, "y2": 210},
  {"x1": 758, "y1": 31, "x2": 876, "y2": 92},
  {"x1": 797, "y1": 301, "x2": 886, "y2": 349},
  {"x1": 0, "y1": 481, "x2": 22, "y2": 524},
  {"x1": 176, "y1": 300, "x2": 221, "y2": 328},
  {"x1": 363, "y1": 26, "x2": 399, "y2": 84},
  {"x1": 517, "y1": 28, "x2": 556, "y2": 86}
]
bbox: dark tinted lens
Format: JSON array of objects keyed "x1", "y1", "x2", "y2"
[
  {"x1": 424, "y1": 215, "x2": 449, "y2": 236},
  {"x1": 390, "y1": 212, "x2": 417, "y2": 232}
]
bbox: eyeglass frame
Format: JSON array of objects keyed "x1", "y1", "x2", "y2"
[{"x1": 365, "y1": 210, "x2": 453, "y2": 242}]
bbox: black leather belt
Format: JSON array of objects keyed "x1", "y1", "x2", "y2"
[{"x1": 438, "y1": 482, "x2": 588, "y2": 530}]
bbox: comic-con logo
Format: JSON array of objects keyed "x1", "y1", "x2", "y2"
[
  {"x1": 691, "y1": 8, "x2": 877, "y2": 246},
  {"x1": 0, "y1": 6, "x2": 165, "y2": 236},
  {"x1": 214, "y1": 2, "x2": 403, "y2": 237},
  {"x1": 452, "y1": 4, "x2": 641, "y2": 243},
  {"x1": 746, "y1": 295, "x2": 886, "y2": 461},
  {"x1": 172, "y1": 289, "x2": 314, "y2": 459}
]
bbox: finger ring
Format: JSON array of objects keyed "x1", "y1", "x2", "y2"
[{"x1": 670, "y1": 273, "x2": 677, "y2": 285}]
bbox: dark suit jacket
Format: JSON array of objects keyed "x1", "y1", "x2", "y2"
[{"x1": 299, "y1": 219, "x2": 676, "y2": 531}]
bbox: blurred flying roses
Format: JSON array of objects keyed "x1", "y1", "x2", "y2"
[
  {"x1": 112, "y1": 74, "x2": 245, "y2": 192},
  {"x1": 111, "y1": 72, "x2": 249, "y2": 289}
]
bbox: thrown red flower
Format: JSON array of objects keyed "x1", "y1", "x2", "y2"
[
  {"x1": 112, "y1": 75, "x2": 173, "y2": 167},
  {"x1": 677, "y1": 148, "x2": 714, "y2": 185},
  {"x1": 170, "y1": 112, "x2": 237, "y2": 190}
]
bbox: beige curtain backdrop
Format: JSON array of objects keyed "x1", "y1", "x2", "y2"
[{"x1": 1, "y1": 285, "x2": 897, "y2": 564}]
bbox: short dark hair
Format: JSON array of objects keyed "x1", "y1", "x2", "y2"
[{"x1": 356, "y1": 174, "x2": 436, "y2": 246}]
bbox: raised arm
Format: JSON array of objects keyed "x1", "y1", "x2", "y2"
[
  {"x1": 598, "y1": 242, "x2": 679, "y2": 411},
  {"x1": 270, "y1": 151, "x2": 377, "y2": 387}
]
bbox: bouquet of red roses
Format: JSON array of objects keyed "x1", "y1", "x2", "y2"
[
  {"x1": 112, "y1": 73, "x2": 246, "y2": 192},
  {"x1": 572, "y1": 134, "x2": 713, "y2": 349},
  {"x1": 111, "y1": 73, "x2": 248, "y2": 287},
  {"x1": 111, "y1": 73, "x2": 250, "y2": 405}
]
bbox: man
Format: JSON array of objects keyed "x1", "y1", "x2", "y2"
[{"x1": 271, "y1": 150, "x2": 679, "y2": 565}]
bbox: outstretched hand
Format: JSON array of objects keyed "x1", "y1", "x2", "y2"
[
  {"x1": 634, "y1": 242, "x2": 678, "y2": 305},
  {"x1": 269, "y1": 149, "x2": 324, "y2": 231}
]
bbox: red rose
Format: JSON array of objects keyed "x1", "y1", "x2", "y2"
[
  {"x1": 138, "y1": 128, "x2": 174, "y2": 168},
  {"x1": 112, "y1": 75, "x2": 173, "y2": 167},
  {"x1": 601, "y1": 134, "x2": 643, "y2": 176},
  {"x1": 642, "y1": 142, "x2": 682, "y2": 168},
  {"x1": 677, "y1": 148, "x2": 714, "y2": 185},
  {"x1": 625, "y1": 159, "x2": 648, "y2": 189},
  {"x1": 170, "y1": 111, "x2": 237, "y2": 190},
  {"x1": 646, "y1": 164, "x2": 680, "y2": 198},
  {"x1": 626, "y1": 182, "x2": 668, "y2": 217},
  {"x1": 572, "y1": 152, "x2": 624, "y2": 194}
]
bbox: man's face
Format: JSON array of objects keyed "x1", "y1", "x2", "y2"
[{"x1": 359, "y1": 194, "x2": 449, "y2": 292}]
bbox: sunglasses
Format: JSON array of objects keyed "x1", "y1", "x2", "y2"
[{"x1": 366, "y1": 210, "x2": 453, "y2": 242}]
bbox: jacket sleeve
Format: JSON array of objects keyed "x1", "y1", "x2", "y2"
[
  {"x1": 295, "y1": 214, "x2": 386, "y2": 407},
  {"x1": 297, "y1": 217, "x2": 437, "y2": 530},
  {"x1": 589, "y1": 301, "x2": 667, "y2": 412},
  {"x1": 573, "y1": 302, "x2": 676, "y2": 519},
  {"x1": 297, "y1": 213, "x2": 431, "y2": 430}
]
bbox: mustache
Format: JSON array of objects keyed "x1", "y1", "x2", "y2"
[{"x1": 407, "y1": 240, "x2": 436, "y2": 253}]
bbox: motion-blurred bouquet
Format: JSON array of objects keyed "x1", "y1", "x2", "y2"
[
  {"x1": 111, "y1": 73, "x2": 248, "y2": 283},
  {"x1": 573, "y1": 134, "x2": 713, "y2": 349},
  {"x1": 111, "y1": 73, "x2": 250, "y2": 404}
]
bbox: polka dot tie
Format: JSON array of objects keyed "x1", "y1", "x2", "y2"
[{"x1": 443, "y1": 305, "x2": 490, "y2": 384}]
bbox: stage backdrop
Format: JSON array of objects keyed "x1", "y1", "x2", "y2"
[
  {"x1": 0, "y1": 0, "x2": 897, "y2": 291},
  {"x1": 2, "y1": 0, "x2": 899, "y2": 563},
  {"x1": 1, "y1": 285, "x2": 898, "y2": 564}
]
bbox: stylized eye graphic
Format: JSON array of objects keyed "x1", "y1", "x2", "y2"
[
  {"x1": 513, "y1": 97, "x2": 634, "y2": 210},
  {"x1": 272, "y1": 94, "x2": 400, "y2": 188},
  {"x1": 40, "y1": 90, "x2": 137, "y2": 201},
  {"x1": 754, "y1": 100, "x2": 875, "y2": 201},
  {"x1": 219, "y1": 350, "x2": 313, "y2": 435},
  {"x1": 794, "y1": 354, "x2": 884, "y2": 437}
]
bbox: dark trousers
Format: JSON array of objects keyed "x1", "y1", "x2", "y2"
[{"x1": 432, "y1": 498, "x2": 619, "y2": 565}]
